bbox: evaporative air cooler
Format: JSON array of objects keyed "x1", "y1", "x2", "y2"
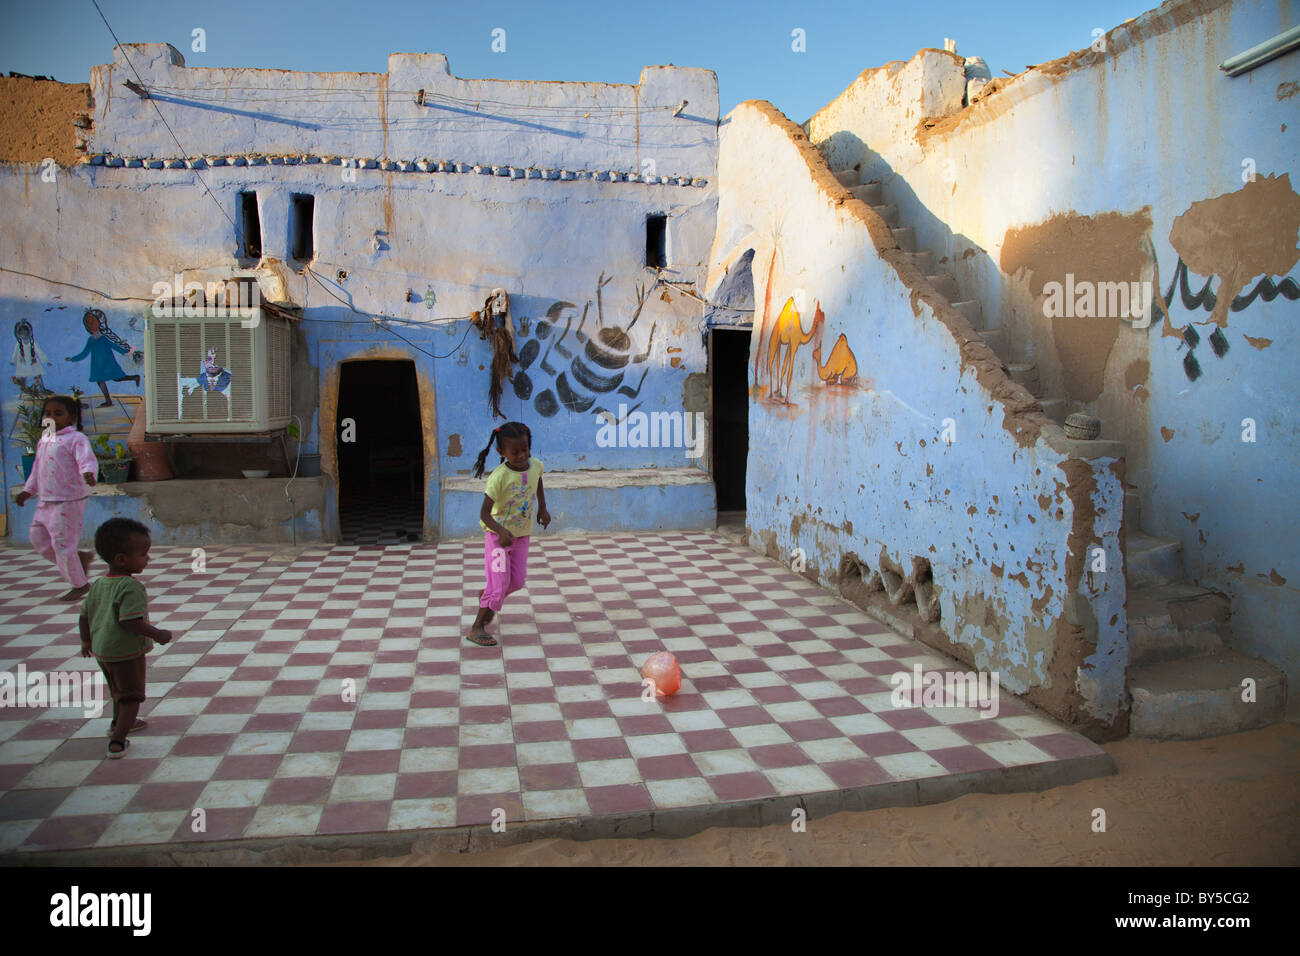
[{"x1": 145, "y1": 309, "x2": 292, "y2": 433}]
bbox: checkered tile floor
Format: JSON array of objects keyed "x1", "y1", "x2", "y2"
[
  {"x1": 338, "y1": 493, "x2": 424, "y2": 545},
  {"x1": 0, "y1": 532, "x2": 1108, "y2": 855}
]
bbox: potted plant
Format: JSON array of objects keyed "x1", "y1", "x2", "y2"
[
  {"x1": 11, "y1": 381, "x2": 50, "y2": 480},
  {"x1": 92, "y1": 434, "x2": 133, "y2": 483}
]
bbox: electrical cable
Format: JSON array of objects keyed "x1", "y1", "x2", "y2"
[
  {"x1": 655, "y1": 276, "x2": 755, "y2": 313},
  {"x1": 88, "y1": 3, "x2": 479, "y2": 364},
  {"x1": 304, "y1": 266, "x2": 475, "y2": 360},
  {"x1": 90, "y1": 0, "x2": 241, "y2": 241},
  {"x1": 0, "y1": 266, "x2": 155, "y2": 302}
]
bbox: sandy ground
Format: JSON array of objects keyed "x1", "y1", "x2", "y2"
[{"x1": 349, "y1": 723, "x2": 1300, "y2": 866}]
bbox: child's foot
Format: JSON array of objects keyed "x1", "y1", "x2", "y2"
[
  {"x1": 59, "y1": 584, "x2": 91, "y2": 602},
  {"x1": 106, "y1": 739, "x2": 130, "y2": 759},
  {"x1": 106, "y1": 719, "x2": 147, "y2": 737},
  {"x1": 477, "y1": 590, "x2": 495, "y2": 625},
  {"x1": 467, "y1": 627, "x2": 498, "y2": 647}
]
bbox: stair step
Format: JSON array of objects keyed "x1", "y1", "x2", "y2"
[
  {"x1": 852, "y1": 181, "x2": 883, "y2": 204},
  {"x1": 1038, "y1": 397, "x2": 1068, "y2": 422},
  {"x1": 952, "y1": 299, "x2": 983, "y2": 326},
  {"x1": 1128, "y1": 649, "x2": 1286, "y2": 739},
  {"x1": 870, "y1": 203, "x2": 900, "y2": 227},
  {"x1": 927, "y1": 273, "x2": 960, "y2": 300},
  {"x1": 1124, "y1": 485, "x2": 1141, "y2": 531},
  {"x1": 977, "y1": 328, "x2": 1005, "y2": 354},
  {"x1": 832, "y1": 169, "x2": 859, "y2": 188},
  {"x1": 1127, "y1": 583, "x2": 1229, "y2": 666},
  {"x1": 1005, "y1": 362, "x2": 1041, "y2": 395},
  {"x1": 905, "y1": 250, "x2": 935, "y2": 273},
  {"x1": 891, "y1": 227, "x2": 916, "y2": 252},
  {"x1": 1126, "y1": 532, "x2": 1183, "y2": 587}
]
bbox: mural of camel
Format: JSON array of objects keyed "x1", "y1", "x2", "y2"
[
  {"x1": 813, "y1": 332, "x2": 859, "y2": 385},
  {"x1": 764, "y1": 297, "x2": 824, "y2": 401}
]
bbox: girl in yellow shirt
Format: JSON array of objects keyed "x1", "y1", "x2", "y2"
[{"x1": 468, "y1": 421, "x2": 551, "y2": 645}]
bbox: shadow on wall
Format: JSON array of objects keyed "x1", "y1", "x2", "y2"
[{"x1": 813, "y1": 129, "x2": 1015, "y2": 369}]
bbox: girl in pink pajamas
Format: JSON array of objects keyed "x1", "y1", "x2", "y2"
[
  {"x1": 466, "y1": 421, "x2": 551, "y2": 646},
  {"x1": 15, "y1": 395, "x2": 97, "y2": 600}
]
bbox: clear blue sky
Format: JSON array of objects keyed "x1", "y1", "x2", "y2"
[{"x1": 3, "y1": 0, "x2": 1148, "y2": 123}]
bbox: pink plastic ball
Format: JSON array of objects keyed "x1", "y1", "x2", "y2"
[{"x1": 641, "y1": 652, "x2": 682, "y2": 696}]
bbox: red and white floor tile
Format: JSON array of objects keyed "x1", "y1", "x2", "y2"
[{"x1": 0, "y1": 532, "x2": 1106, "y2": 854}]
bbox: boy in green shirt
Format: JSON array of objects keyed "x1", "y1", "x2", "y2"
[{"x1": 79, "y1": 518, "x2": 175, "y2": 758}]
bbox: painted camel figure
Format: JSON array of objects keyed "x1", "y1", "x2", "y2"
[
  {"x1": 765, "y1": 297, "x2": 824, "y2": 401},
  {"x1": 813, "y1": 332, "x2": 859, "y2": 385}
]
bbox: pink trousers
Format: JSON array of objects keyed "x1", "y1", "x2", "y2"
[
  {"x1": 30, "y1": 498, "x2": 89, "y2": 588},
  {"x1": 480, "y1": 532, "x2": 530, "y2": 612}
]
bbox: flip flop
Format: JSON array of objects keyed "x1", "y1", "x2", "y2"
[
  {"x1": 106, "y1": 738, "x2": 130, "y2": 759},
  {"x1": 466, "y1": 629, "x2": 498, "y2": 647}
]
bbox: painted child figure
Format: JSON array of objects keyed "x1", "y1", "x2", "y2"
[
  {"x1": 467, "y1": 421, "x2": 551, "y2": 646},
  {"x1": 80, "y1": 518, "x2": 176, "y2": 758},
  {"x1": 14, "y1": 395, "x2": 97, "y2": 600},
  {"x1": 11, "y1": 319, "x2": 52, "y2": 393}
]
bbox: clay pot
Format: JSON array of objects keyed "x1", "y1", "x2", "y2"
[{"x1": 127, "y1": 396, "x2": 173, "y2": 480}]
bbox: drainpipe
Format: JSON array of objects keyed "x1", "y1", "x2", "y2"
[{"x1": 1220, "y1": 25, "x2": 1300, "y2": 76}]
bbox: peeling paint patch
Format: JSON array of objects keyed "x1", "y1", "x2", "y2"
[
  {"x1": 1270, "y1": 569, "x2": 1287, "y2": 586},
  {"x1": 1160, "y1": 427, "x2": 1175, "y2": 442},
  {"x1": 1000, "y1": 208, "x2": 1152, "y2": 402},
  {"x1": 1279, "y1": 81, "x2": 1298, "y2": 101},
  {"x1": 1181, "y1": 511, "x2": 1199, "y2": 523},
  {"x1": 1168, "y1": 174, "x2": 1300, "y2": 329},
  {"x1": 448, "y1": 433, "x2": 463, "y2": 457},
  {"x1": 1124, "y1": 359, "x2": 1149, "y2": 390},
  {"x1": 1244, "y1": 334, "x2": 1272, "y2": 350}
]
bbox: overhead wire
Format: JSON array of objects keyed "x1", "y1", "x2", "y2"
[
  {"x1": 84, "y1": 0, "x2": 480, "y2": 362},
  {"x1": 304, "y1": 266, "x2": 475, "y2": 360},
  {"x1": 72, "y1": 9, "x2": 722, "y2": 363}
]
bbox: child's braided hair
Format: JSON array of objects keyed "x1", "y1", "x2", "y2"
[{"x1": 472, "y1": 421, "x2": 531, "y2": 479}]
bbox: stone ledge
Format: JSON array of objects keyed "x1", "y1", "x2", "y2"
[{"x1": 442, "y1": 467, "x2": 710, "y2": 492}]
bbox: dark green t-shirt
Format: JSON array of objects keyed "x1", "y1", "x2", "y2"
[{"x1": 83, "y1": 575, "x2": 152, "y2": 661}]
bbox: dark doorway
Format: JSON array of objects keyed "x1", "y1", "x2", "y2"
[
  {"x1": 336, "y1": 359, "x2": 424, "y2": 545},
  {"x1": 711, "y1": 328, "x2": 750, "y2": 514}
]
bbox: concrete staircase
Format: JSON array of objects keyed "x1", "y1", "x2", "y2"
[
  {"x1": 836, "y1": 170, "x2": 1068, "y2": 423},
  {"x1": 832, "y1": 165, "x2": 1288, "y2": 740},
  {"x1": 1123, "y1": 516, "x2": 1286, "y2": 740}
]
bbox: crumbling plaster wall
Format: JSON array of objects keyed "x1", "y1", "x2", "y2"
[
  {"x1": 805, "y1": 0, "x2": 1300, "y2": 702},
  {"x1": 712, "y1": 101, "x2": 1128, "y2": 736},
  {"x1": 2, "y1": 45, "x2": 722, "y2": 540}
]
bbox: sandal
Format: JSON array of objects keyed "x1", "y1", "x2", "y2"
[
  {"x1": 466, "y1": 629, "x2": 498, "y2": 647},
  {"x1": 106, "y1": 739, "x2": 130, "y2": 759},
  {"x1": 106, "y1": 719, "x2": 147, "y2": 737}
]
